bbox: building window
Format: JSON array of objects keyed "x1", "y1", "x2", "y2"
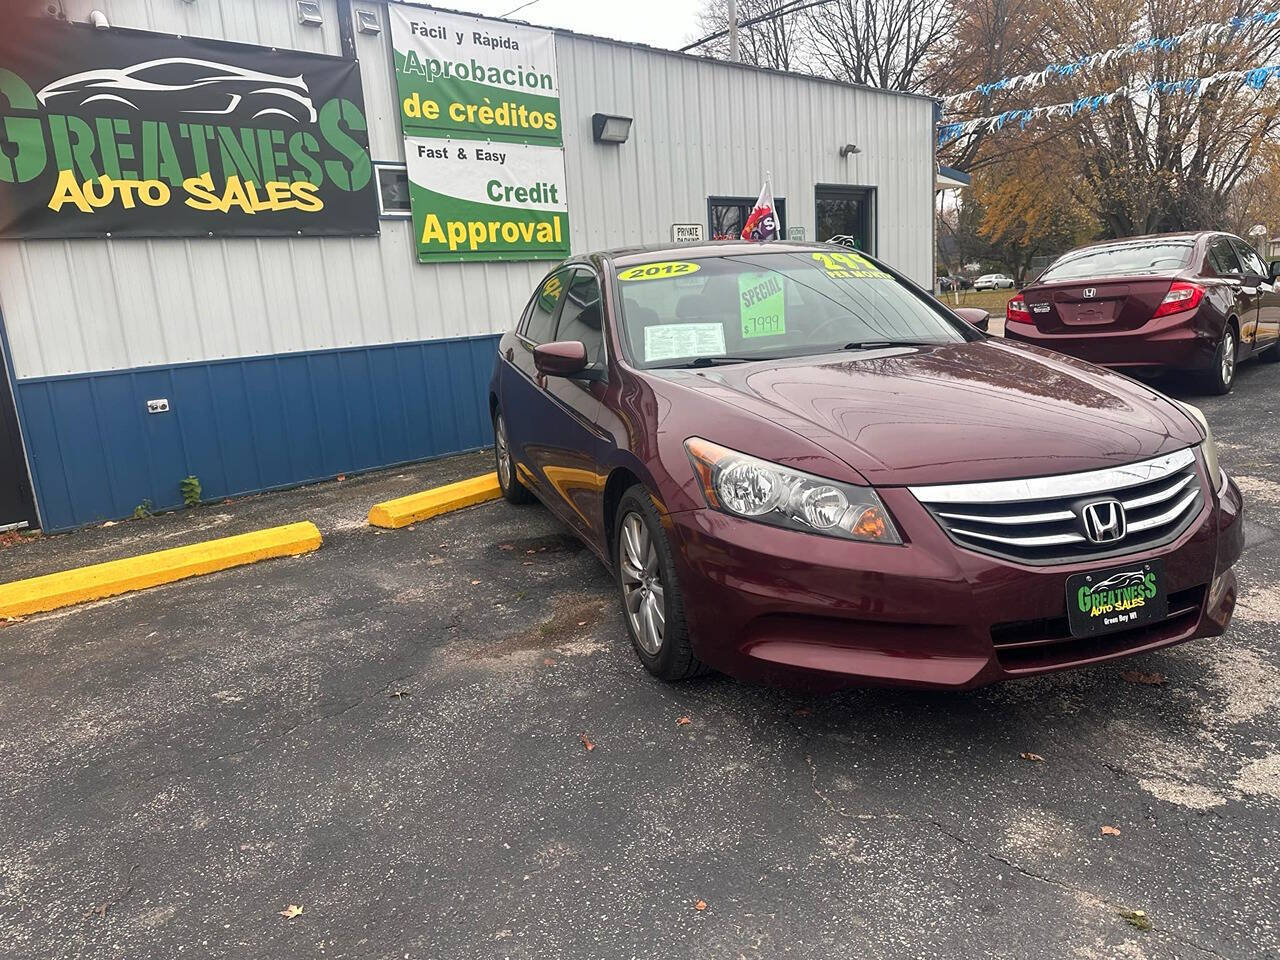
[
  {"x1": 375, "y1": 163, "x2": 411, "y2": 219},
  {"x1": 816, "y1": 185, "x2": 874, "y2": 253},
  {"x1": 707, "y1": 196, "x2": 787, "y2": 240}
]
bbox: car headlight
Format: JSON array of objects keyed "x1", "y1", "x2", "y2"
[
  {"x1": 1177, "y1": 401, "x2": 1225, "y2": 491},
  {"x1": 684, "y1": 438, "x2": 902, "y2": 543}
]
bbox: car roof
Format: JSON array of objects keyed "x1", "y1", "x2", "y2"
[{"x1": 600, "y1": 240, "x2": 859, "y2": 267}]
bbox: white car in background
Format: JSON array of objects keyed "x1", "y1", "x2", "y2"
[{"x1": 974, "y1": 273, "x2": 1015, "y2": 290}]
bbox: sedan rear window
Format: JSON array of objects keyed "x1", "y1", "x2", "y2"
[
  {"x1": 1039, "y1": 241, "x2": 1194, "y2": 281},
  {"x1": 614, "y1": 251, "x2": 972, "y2": 368}
]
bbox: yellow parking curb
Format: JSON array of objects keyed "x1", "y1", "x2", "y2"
[
  {"x1": 0, "y1": 521, "x2": 323, "y2": 619},
  {"x1": 367, "y1": 473, "x2": 502, "y2": 529}
]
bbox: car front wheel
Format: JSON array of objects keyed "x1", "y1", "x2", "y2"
[{"x1": 614, "y1": 486, "x2": 706, "y2": 681}]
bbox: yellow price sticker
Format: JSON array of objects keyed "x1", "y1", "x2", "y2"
[
  {"x1": 617, "y1": 261, "x2": 702, "y2": 282},
  {"x1": 811, "y1": 251, "x2": 891, "y2": 280}
]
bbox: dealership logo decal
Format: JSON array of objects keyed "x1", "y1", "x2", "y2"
[
  {"x1": 37, "y1": 58, "x2": 318, "y2": 123},
  {"x1": 1080, "y1": 498, "x2": 1126, "y2": 544},
  {"x1": 1076, "y1": 568, "x2": 1156, "y2": 619}
]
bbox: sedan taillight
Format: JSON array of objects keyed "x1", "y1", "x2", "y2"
[
  {"x1": 1006, "y1": 296, "x2": 1032, "y2": 324},
  {"x1": 1152, "y1": 281, "x2": 1205, "y2": 318}
]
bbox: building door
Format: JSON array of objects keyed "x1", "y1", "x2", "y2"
[
  {"x1": 0, "y1": 331, "x2": 37, "y2": 532},
  {"x1": 816, "y1": 185, "x2": 874, "y2": 252}
]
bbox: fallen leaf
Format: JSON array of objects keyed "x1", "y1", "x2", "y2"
[
  {"x1": 471, "y1": 580, "x2": 482, "y2": 585},
  {"x1": 1118, "y1": 908, "x2": 1151, "y2": 931},
  {"x1": 1020, "y1": 752, "x2": 1045, "y2": 762},
  {"x1": 499, "y1": 543, "x2": 515, "y2": 550},
  {"x1": 388, "y1": 689, "x2": 410, "y2": 699},
  {"x1": 695, "y1": 900, "x2": 707, "y2": 911},
  {"x1": 279, "y1": 904, "x2": 304, "y2": 919},
  {"x1": 1122, "y1": 670, "x2": 1166, "y2": 686},
  {"x1": 101, "y1": 520, "x2": 117, "y2": 528},
  {"x1": 1101, "y1": 825, "x2": 1121, "y2": 837},
  {"x1": 676, "y1": 716, "x2": 692, "y2": 726},
  {"x1": 576, "y1": 621, "x2": 587, "y2": 626},
  {"x1": 543, "y1": 657, "x2": 556, "y2": 666},
  {"x1": 580, "y1": 734, "x2": 595, "y2": 752},
  {"x1": 794, "y1": 707, "x2": 811, "y2": 717},
  {"x1": 336, "y1": 474, "x2": 346, "y2": 482}
]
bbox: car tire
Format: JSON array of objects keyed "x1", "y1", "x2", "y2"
[
  {"x1": 493, "y1": 408, "x2": 534, "y2": 504},
  {"x1": 614, "y1": 485, "x2": 708, "y2": 681},
  {"x1": 1204, "y1": 325, "x2": 1238, "y2": 395}
]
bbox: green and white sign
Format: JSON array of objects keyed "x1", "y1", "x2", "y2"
[
  {"x1": 405, "y1": 137, "x2": 569, "y2": 263},
  {"x1": 389, "y1": 4, "x2": 562, "y2": 146}
]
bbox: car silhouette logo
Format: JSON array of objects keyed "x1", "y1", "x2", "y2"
[
  {"x1": 1080, "y1": 499, "x2": 1126, "y2": 544},
  {"x1": 37, "y1": 58, "x2": 316, "y2": 123},
  {"x1": 1083, "y1": 287, "x2": 1096, "y2": 298}
]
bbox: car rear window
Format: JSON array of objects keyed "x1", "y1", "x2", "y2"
[
  {"x1": 613, "y1": 250, "x2": 971, "y2": 368},
  {"x1": 1039, "y1": 241, "x2": 1194, "y2": 281}
]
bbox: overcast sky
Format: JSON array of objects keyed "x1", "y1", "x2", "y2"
[{"x1": 438, "y1": 0, "x2": 705, "y2": 51}]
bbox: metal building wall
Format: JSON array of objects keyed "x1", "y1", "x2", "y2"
[{"x1": 0, "y1": 0, "x2": 935, "y2": 530}]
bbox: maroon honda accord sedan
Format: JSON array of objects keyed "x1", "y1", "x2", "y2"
[
  {"x1": 1005, "y1": 232, "x2": 1280, "y2": 393},
  {"x1": 488, "y1": 242, "x2": 1243, "y2": 690}
]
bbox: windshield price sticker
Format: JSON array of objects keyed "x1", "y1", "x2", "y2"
[
  {"x1": 739, "y1": 272, "x2": 786, "y2": 339},
  {"x1": 618, "y1": 261, "x2": 701, "y2": 282},
  {"x1": 644, "y1": 322, "x2": 726, "y2": 362},
  {"x1": 811, "y1": 251, "x2": 891, "y2": 280}
]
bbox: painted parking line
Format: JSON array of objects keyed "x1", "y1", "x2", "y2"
[
  {"x1": 367, "y1": 473, "x2": 502, "y2": 529},
  {"x1": 0, "y1": 521, "x2": 323, "y2": 619}
]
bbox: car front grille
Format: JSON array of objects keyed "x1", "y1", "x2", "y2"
[
  {"x1": 989, "y1": 585, "x2": 1206, "y2": 672},
  {"x1": 909, "y1": 448, "x2": 1203, "y2": 565}
]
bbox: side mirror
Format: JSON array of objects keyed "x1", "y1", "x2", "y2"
[
  {"x1": 1270, "y1": 260, "x2": 1280, "y2": 283},
  {"x1": 534, "y1": 340, "x2": 601, "y2": 380},
  {"x1": 953, "y1": 306, "x2": 990, "y2": 332}
]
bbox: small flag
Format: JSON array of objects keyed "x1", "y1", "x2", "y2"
[{"x1": 741, "y1": 176, "x2": 780, "y2": 242}]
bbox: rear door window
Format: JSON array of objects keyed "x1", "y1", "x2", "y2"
[
  {"x1": 523, "y1": 269, "x2": 569, "y2": 344},
  {"x1": 554, "y1": 268, "x2": 606, "y2": 368},
  {"x1": 1207, "y1": 237, "x2": 1243, "y2": 277}
]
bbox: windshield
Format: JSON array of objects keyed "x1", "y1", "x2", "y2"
[
  {"x1": 614, "y1": 250, "x2": 972, "y2": 369},
  {"x1": 1039, "y1": 240, "x2": 1194, "y2": 281}
]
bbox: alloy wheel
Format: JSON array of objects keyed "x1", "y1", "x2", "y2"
[
  {"x1": 495, "y1": 414, "x2": 512, "y2": 491},
  {"x1": 619, "y1": 512, "x2": 664, "y2": 656},
  {"x1": 1221, "y1": 329, "x2": 1236, "y2": 388}
]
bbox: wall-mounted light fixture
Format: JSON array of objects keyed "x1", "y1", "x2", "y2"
[
  {"x1": 355, "y1": 9, "x2": 381, "y2": 34},
  {"x1": 838, "y1": 143, "x2": 862, "y2": 158},
  {"x1": 297, "y1": 0, "x2": 323, "y2": 26},
  {"x1": 592, "y1": 113, "x2": 633, "y2": 144}
]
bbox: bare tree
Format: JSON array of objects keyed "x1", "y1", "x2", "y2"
[
  {"x1": 805, "y1": 0, "x2": 956, "y2": 91},
  {"x1": 692, "y1": 0, "x2": 812, "y2": 71}
]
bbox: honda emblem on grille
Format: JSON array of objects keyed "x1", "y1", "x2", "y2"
[
  {"x1": 1080, "y1": 499, "x2": 1126, "y2": 544},
  {"x1": 1083, "y1": 287, "x2": 1096, "y2": 298}
]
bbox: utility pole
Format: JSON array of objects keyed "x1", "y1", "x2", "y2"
[{"x1": 728, "y1": 0, "x2": 739, "y2": 61}]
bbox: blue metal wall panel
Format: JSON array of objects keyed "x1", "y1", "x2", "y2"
[{"x1": 14, "y1": 334, "x2": 502, "y2": 531}]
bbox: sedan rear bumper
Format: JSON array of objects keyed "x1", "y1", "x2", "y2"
[
  {"x1": 667, "y1": 475, "x2": 1243, "y2": 691},
  {"x1": 1003, "y1": 310, "x2": 1218, "y2": 372}
]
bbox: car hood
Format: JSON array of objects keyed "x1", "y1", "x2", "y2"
[{"x1": 659, "y1": 340, "x2": 1201, "y2": 487}]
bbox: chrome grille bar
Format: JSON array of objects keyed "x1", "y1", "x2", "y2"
[{"x1": 909, "y1": 447, "x2": 1204, "y2": 565}]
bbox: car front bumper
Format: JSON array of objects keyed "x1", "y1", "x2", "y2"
[
  {"x1": 1002, "y1": 309, "x2": 1218, "y2": 372},
  {"x1": 667, "y1": 474, "x2": 1243, "y2": 691}
]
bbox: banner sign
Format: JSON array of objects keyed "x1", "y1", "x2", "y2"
[
  {"x1": 0, "y1": 20, "x2": 378, "y2": 238},
  {"x1": 389, "y1": 5, "x2": 562, "y2": 146},
  {"x1": 405, "y1": 137, "x2": 568, "y2": 262}
]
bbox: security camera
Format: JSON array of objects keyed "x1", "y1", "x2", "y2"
[{"x1": 89, "y1": 9, "x2": 109, "y2": 29}]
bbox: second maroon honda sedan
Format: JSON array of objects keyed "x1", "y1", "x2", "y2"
[
  {"x1": 489, "y1": 242, "x2": 1242, "y2": 690},
  {"x1": 1005, "y1": 232, "x2": 1280, "y2": 393}
]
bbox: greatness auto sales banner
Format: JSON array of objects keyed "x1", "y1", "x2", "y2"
[
  {"x1": 0, "y1": 20, "x2": 378, "y2": 239},
  {"x1": 389, "y1": 4, "x2": 570, "y2": 262}
]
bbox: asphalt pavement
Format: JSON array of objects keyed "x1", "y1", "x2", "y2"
[{"x1": 0, "y1": 361, "x2": 1277, "y2": 960}]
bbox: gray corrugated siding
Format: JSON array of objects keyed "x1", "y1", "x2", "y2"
[{"x1": 0, "y1": 0, "x2": 934, "y2": 380}]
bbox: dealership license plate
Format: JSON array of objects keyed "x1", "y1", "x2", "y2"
[{"x1": 1066, "y1": 559, "x2": 1168, "y2": 638}]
